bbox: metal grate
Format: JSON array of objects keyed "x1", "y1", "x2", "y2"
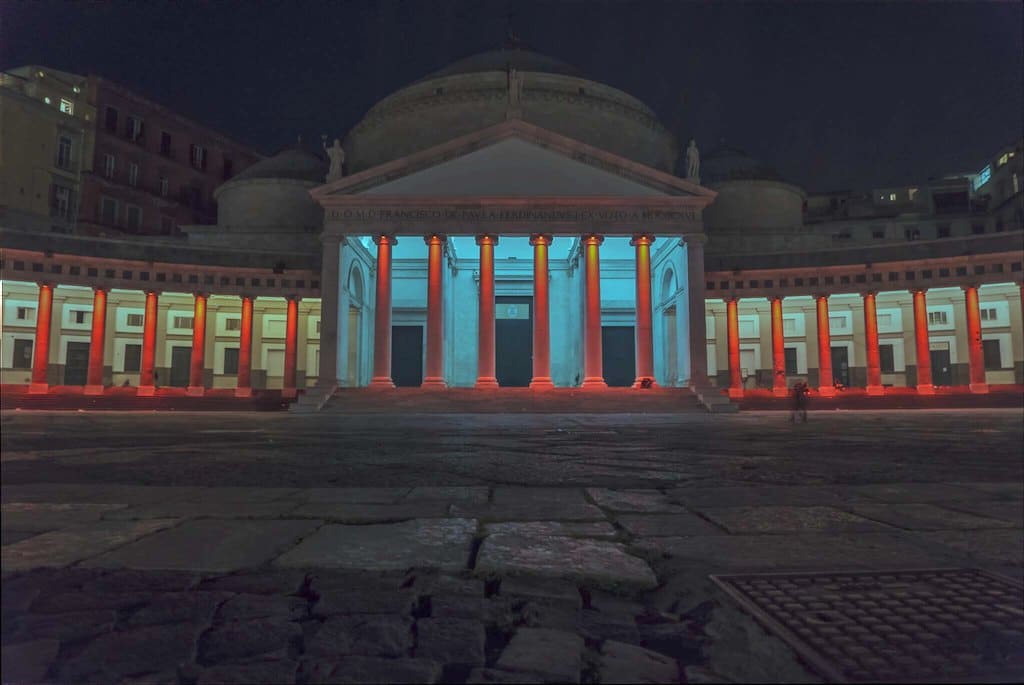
[{"x1": 711, "y1": 568, "x2": 1024, "y2": 683}]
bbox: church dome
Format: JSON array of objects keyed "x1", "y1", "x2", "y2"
[
  {"x1": 701, "y1": 146, "x2": 806, "y2": 233},
  {"x1": 230, "y1": 144, "x2": 327, "y2": 183},
  {"x1": 344, "y1": 47, "x2": 678, "y2": 174},
  {"x1": 701, "y1": 146, "x2": 783, "y2": 184}
]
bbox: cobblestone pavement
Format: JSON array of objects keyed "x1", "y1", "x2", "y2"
[{"x1": 1, "y1": 409, "x2": 1022, "y2": 683}]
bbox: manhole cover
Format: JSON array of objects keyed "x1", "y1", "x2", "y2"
[{"x1": 711, "y1": 568, "x2": 1024, "y2": 683}]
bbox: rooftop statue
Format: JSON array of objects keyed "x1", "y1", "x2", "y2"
[
  {"x1": 506, "y1": 66, "x2": 524, "y2": 118},
  {"x1": 322, "y1": 135, "x2": 345, "y2": 182},
  {"x1": 686, "y1": 138, "x2": 701, "y2": 184}
]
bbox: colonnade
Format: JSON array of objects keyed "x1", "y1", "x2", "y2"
[{"x1": 26, "y1": 284, "x2": 303, "y2": 397}]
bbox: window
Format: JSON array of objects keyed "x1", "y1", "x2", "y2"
[
  {"x1": 998, "y1": 153, "x2": 1010, "y2": 166},
  {"x1": 904, "y1": 226, "x2": 920, "y2": 241},
  {"x1": 879, "y1": 344, "x2": 895, "y2": 374},
  {"x1": 223, "y1": 348, "x2": 240, "y2": 375},
  {"x1": 128, "y1": 163, "x2": 139, "y2": 187},
  {"x1": 983, "y1": 340, "x2": 1002, "y2": 370},
  {"x1": 51, "y1": 184, "x2": 73, "y2": 218},
  {"x1": 889, "y1": 193, "x2": 897, "y2": 201},
  {"x1": 56, "y1": 134, "x2": 73, "y2": 168},
  {"x1": 315, "y1": 320, "x2": 321, "y2": 334},
  {"x1": 160, "y1": 177, "x2": 169, "y2": 197},
  {"x1": 829, "y1": 316, "x2": 846, "y2": 331},
  {"x1": 173, "y1": 316, "x2": 194, "y2": 329},
  {"x1": 936, "y1": 224, "x2": 951, "y2": 238},
  {"x1": 12, "y1": 339, "x2": 33, "y2": 369},
  {"x1": 126, "y1": 313, "x2": 144, "y2": 327},
  {"x1": 100, "y1": 197, "x2": 118, "y2": 225},
  {"x1": 160, "y1": 131, "x2": 172, "y2": 156},
  {"x1": 190, "y1": 144, "x2": 207, "y2": 170},
  {"x1": 928, "y1": 311, "x2": 948, "y2": 326},
  {"x1": 58, "y1": 98, "x2": 73, "y2": 115},
  {"x1": 160, "y1": 215, "x2": 174, "y2": 234},
  {"x1": 225, "y1": 318, "x2": 242, "y2": 331},
  {"x1": 126, "y1": 205, "x2": 142, "y2": 230},
  {"x1": 973, "y1": 165, "x2": 991, "y2": 190},
  {"x1": 126, "y1": 116, "x2": 144, "y2": 142},
  {"x1": 872, "y1": 229, "x2": 885, "y2": 239},
  {"x1": 123, "y1": 344, "x2": 142, "y2": 372},
  {"x1": 980, "y1": 307, "x2": 998, "y2": 322},
  {"x1": 103, "y1": 153, "x2": 116, "y2": 179},
  {"x1": 835, "y1": 231, "x2": 851, "y2": 240},
  {"x1": 908, "y1": 187, "x2": 918, "y2": 201},
  {"x1": 222, "y1": 158, "x2": 233, "y2": 180},
  {"x1": 104, "y1": 106, "x2": 118, "y2": 132},
  {"x1": 16, "y1": 306, "x2": 35, "y2": 321},
  {"x1": 784, "y1": 347, "x2": 798, "y2": 375},
  {"x1": 73, "y1": 310, "x2": 90, "y2": 325},
  {"x1": 971, "y1": 223, "x2": 985, "y2": 235}
]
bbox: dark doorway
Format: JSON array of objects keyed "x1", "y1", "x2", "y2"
[
  {"x1": 391, "y1": 325, "x2": 423, "y2": 387},
  {"x1": 169, "y1": 346, "x2": 191, "y2": 387},
  {"x1": 496, "y1": 297, "x2": 532, "y2": 387},
  {"x1": 930, "y1": 349, "x2": 952, "y2": 386},
  {"x1": 64, "y1": 342, "x2": 89, "y2": 385},
  {"x1": 602, "y1": 326, "x2": 636, "y2": 387},
  {"x1": 830, "y1": 346, "x2": 850, "y2": 387}
]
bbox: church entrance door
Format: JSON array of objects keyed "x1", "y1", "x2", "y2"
[
  {"x1": 495, "y1": 297, "x2": 532, "y2": 387},
  {"x1": 602, "y1": 326, "x2": 636, "y2": 387},
  {"x1": 391, "y1": 325, "x2": 424, "y2": 387}
]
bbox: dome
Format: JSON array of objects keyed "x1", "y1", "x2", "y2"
[
  {"x1": 701, "y1": 145, "x2": 805, "y2": 233},
  {"x1": 701, "y1": 146, "x2": 783, "y2": 184},
  {"x1": 344, "y1": 48, "x2": 678, "y2": 174},
  {"x1": 230, "y1": 145, "x2": 328, "y2": 183}
]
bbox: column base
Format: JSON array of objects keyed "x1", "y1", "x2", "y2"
[
  {"x1": 865, "y1": 385, "x2": 885, "y2": 396},
  {"x1": 727, "y1": 387, "x2": 745, "y2": 399},
  {"x1": 137, "y1": 385, "x2": 156, "y2": 397},
  {"x1": 916, "y1": 384, "x2": 935, "y2": 395},
  {"x1": 475, "y1": 377, "x2": 499, "y2": 389},
  {"x1": 969, "y1": 382, "x2": 990, "y2": 394},
  {"x1": 369, "y1": 377, "x2": 395, "y2": 389},
  {"x1": 421, "y1": 378, "x2": 448, "y2": 389},
  {"x1": 529, "y1": 378, "x2": 555, "y2": 390},
  {"x1": 818, "y1": 386, "x2": 836, "y2": 397},
  {"x1": 581, "y1": 377, "x2": 607, "y2": 389},
  {"x1": 28, "y1": 382, "x2": 49, "y2": 395},
  {"x1": 772, "y1": 386, "x2": 789, "y2": 398},
  {"x1": 282, "y1": 387, "x2": 298, "y2": 399},
  {"x1": 234, "y1": 387, "x2": 253, "y2": 398},
  {"x1": 632, "y1": 377, "x2": 658, "y2": 388},
  {"x1": 186, "y1": 386, "x2": 205, "y2": 397},
  {"x1": 84, "y1": 385, "x2": 104, "y2": 396}
]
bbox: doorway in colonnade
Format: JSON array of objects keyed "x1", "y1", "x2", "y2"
[
  {"x1": 495, "y1": 296, "x2": 532, "y2": 387},
  {"x1": 391, "y1": 325, "x2": 424, "y2": 387},
  {"x1": 169, "y1": 346, "x2": 191, "y2": 387},
  {"x1": 64, "y1": 342, "x2": 90, "y2": 385},
  {"x1": 602, "y1": 326, "x2": 636, "y2": 387}
]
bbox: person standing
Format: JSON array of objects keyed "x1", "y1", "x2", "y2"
[{"x1": 790, "y1": 380, "x2": 809, "y2": 423}]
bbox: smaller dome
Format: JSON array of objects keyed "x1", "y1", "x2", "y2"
[
  {"x1": 231, "y1": 145, "x2": 328, "y2": 183},
  {"x1": 702, "y1": 146, "x2": 782, "y2": 184}
]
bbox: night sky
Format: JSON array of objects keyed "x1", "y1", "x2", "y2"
[{"x1": 3, "y1": 1, "x2": 1021, "y2": 192}]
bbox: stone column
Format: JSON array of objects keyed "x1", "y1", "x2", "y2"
[
  {"x1": 476, "y1": 234, "x2": 499, "y2": 389},
  {"x1": 185, "y1": 293, "x2": 208, "y2": 396},
  {"x1": 963, "y1": 285, "x2": 989, "y2": 394},
  {"x1": 530, "y1": 234, "x2": 554, "y2": 389},
  {"x1": 911, "y1": 288, "x2": 934, "y2": 394},
  {"x1": 84, "y1": 287, "x2": 108, "y2": 395},
  {"x1": 770, "y1": 295, "x2": 787, "y2": 397},
  {"x1": 370, "y1": 235, "x2": 396, "y2": 388},
  {"x1": 581, "y1": 234, "x2": 607, "y2": 388},
  {"x1": 283, "y1": 295, "x2": 300, "y2": 398},
  {"x1": 29, "y1": 283, "x2": 54, "y2": 394},
  {"x1": 423, "y1": 234, "x2": 447, "y2": 388},
  {"x1": 137, "y1": 290, "x2": 159, "y2": 396},
  {"x1": 318, "y1": 236, "x2": 341, "y2": 389},
  {"x1": 726, "y1": 296, "x2": 743, "y2": 398},
  {"x1": 863, "y1": 292, "x2": 884, "y2": 395},
  {"x1": 815, "y1": 294, "x2": 835, "y2": 397},
  {"x1": 685, "y1": 236, "x2": 708, "y2": 388},
  {"x1": 235, "y1": 295, "x2": 255, "y2": 397},
  {"x1": 631, "y1": 234, "x2": 657, "y2": 387}
]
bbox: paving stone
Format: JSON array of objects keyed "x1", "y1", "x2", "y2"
[
  {"x1": 454, "y1": 501, "x2": 606, "y2": 522},
  {"x1": 475, "y1": 533, "x2": 657, "y2": 591},
  {"x1": 575, "y1": 608, "x2": 641, "y2": 643},
  {"x1": 306, "y1": 615, "x2": 413, "y2": 658},
  {"x1": 82, "y1": 519, "x2": 321, "y2": 572},
  {"x1": 431, "y1": 594, "x2": 485, "y2": 619},
  {"x1": 301, "y1": 656, "x2": 441, "y2": 684},
  {"x1": 484, "y1": 521, "x2": 618, "y2": 539},
  {"x1": 7, "y1": 609, "x2": 118, "y2": 643},
  {"x1": 60, "y1": 622, "x2": 198, "y2": 682},
  {"x1": 1, "y1": 502, "x2": 127, "y2": 531},
  {"x1": 80, "y1": 569, "x2": 201, "y2": 593},
  {"x1": 491, "y1": 488, "x2": 587, "y2": 506},
  {"x1": 635, "y1": 621, "x2": 705, "y2": 659},
  {"x1": 218, "y1": 593, "x2": 308, "y2": 620},
  {"x1": 167, "y1": 486, "x2": 300, "y2": 502},
  {"x1": 200, "y1": 617, "x2": 302, "y2": 663},
  {"x1": 416, "y1": 573, "x2": 485, "y2": 597},
  {"x1": 850, "y1": 482, "x2": 987, "y2": 503},
  {"x1": 939, "y1": 500, "x2": 1024, "y2": 526},
  {"x1": 415, "y1": 617, "x2": 486, "y2": 667},
  {"x1": 197, "y1": 569, "x2": 310, "y2": 595},
  {"x1": 1, "y1": 530, "x2": 37, "y2": 546},
  {"x1": 1, "y1": 638, "x2": 60, "y2": 683},
  {"x1": 404, "y1": 486, "x2": 490, "y2": 503},
  {"x1": 696, "y1": 506, "x2": 894, "y2": 534},
  {"x1": 31, "y1": 590, "x2": 153, "y2": 613},
  {"x1": 126, "y1": 591, "x2": 229, "y2": 627},
  {"x1": 105, "y1": 499, "x2": 300, "y2": 520},
  {"x1": 913, "y1": 528, "x2": 1024, "y2": 565},
  {"x1": 495, "y1": 627, "x2": 583, "y2": 683},
  {"x1": 500, "y1": 576, "x2": 582, "y2": 607},
  {"x1": 600, "y1": 640, "x2": 679, "y2": 684},
  {"x1": 667, "y1": 485, "x2": 874, "y2": 508},
  {"x1": 291, "y1": 501, "x2": 450, "y2": 522},
  {"x1": 844, "y1": 502, "x2": 1018, "y2": 530},
  {"x1": 314, "y1": 588, "x2": 417, "y2": 616},
  {"x1": 518, "y1": 598, "x2": 581, "y2": 631},
  {"x1": 1, "y1": 519, "x2": 179, "y2": 572},
  {"x1": 617, "y1": 513, "x2": 725, "y2": 537},
  {"x1": 275, "y1": 518, "x2": 477, "y2": 571},
  {"x1": 292, "y1": 487, "x2": 411, "y2": 504},
  {"x1": 0, "y1": 484, "x2": 187, "y2": 506},
  {"x1": 586, "y1": 489, "x2": 687, "y2": 513},
  {"x1": 467, "y1": 667, "x2": 546, "y2": 683},
  {"x1": 956, "y1": 482, "x2": 1024, "y2": 499},
  {"x1": 195, "y1": 659, "x2": 298, "y2": 685}
]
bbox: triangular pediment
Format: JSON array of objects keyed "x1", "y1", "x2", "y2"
[{"x1": 312, "y1": 119, "x2": 714, "y2": 200}]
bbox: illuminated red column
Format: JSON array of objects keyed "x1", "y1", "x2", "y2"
[
  {"x1": 282, "y1": 296, "x2": 300, "y2": 398},
  {"x1": 370, "y1": 235, "x2": 396, "y2": 388},
  {"x1": 631, "y1": 234, "x2": 657, "y2": 388},
  {"x1": 423, "y1": 234, "x2": 447, "y2": 388},
  {"x1": 911, "y1": 288, "x2": 934, "y2": 394},
  {"x1": 815, "y1": 295, "x2": 835, "y2": 397},
  {"x1": 726, "y1": 297, "x2": 743, "y2": 398},
  {"x1": 963, "y1": 285, "x2": 988, "y2": 394},
  {"x1": 186, "y1": 293, "x2": 208, "y2": 396},
  {"x1": 476, "y1": 234, "x2": 499, "y2": 388},
  {"x1": 582, "y1": 234, "x2": 607, "y2": 388},
  {"x1": 863, "y1": 292, "x2": 884, "y2": 395},
  {"x1": 83, "y1": 288, "x2": 108, "y2": 394},
  {"x1": 530, "y1": 234, "x2": 554, "y2": 389},
  {"x1": 28, "y1": 283, "x2": 54, "y2": 393},
  {"x1": 137, "y1": 290, "x2": 159, "y2": 396},
  {"x1": 235, "y1": 295, "x2": 254, "y2": 397},
  {"x1": 770, "y1": 296, "x2": 787, "y2": 397}
]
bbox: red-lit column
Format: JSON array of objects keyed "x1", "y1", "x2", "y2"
[
  {"x1": 83, "y1": 288, "x2": 108, "y2": 394},
  {"x1": 726, "y1": 297, "x2": 743, "y2": 398},
  {"x1": 423, "y1": 234, "x2": 447, "y2": 388},
  {"x1": 770, "y1": 296, "x2": 787, "y2": 397},
  {"x1": 530, "y1": 234, "x2": 554, "y2": 389},
  {"x1": 815, "y1": 295, "x2": 835, "y2": 397},
  {"x1": 235, "y1": 295, "x2": 254, "y2": 397},
  {"x1": 582, "y1": 234, "x2": 607, "y2": 388},
  {"x1": 476, "y1": 234, "x2": 499, "y2": 389},
  {"x1": 186, "y1": 293, "x2": 207, "y2": 396},
  {"x1": 863, "y1": 292, "x2": 884, "y2": 395},
  {"x1": 28, "y1": 283, "x2": 54, "y2": 394},
  {"x1": 911, "y1": 288, "x2": 934, "y2": 394},
  {"x1": 137, "y1": 290, "x2": 159, "y2": 396},
  {"x1": 631, "y1": 234, "x2": 657, "y2": 388},
  {"x1": 963, "y1": 285, "x2": 989, "y2": 394},
  {"x1": 283, "y1": 296, "x2": 300, "y2": 398},
  {"x1": 370, "y1": 235, "x2": 396, "y2": 388}
]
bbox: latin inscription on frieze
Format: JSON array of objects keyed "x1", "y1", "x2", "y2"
[{"x1": 326, "y1": 207, "x2": 699, "y2": 224}]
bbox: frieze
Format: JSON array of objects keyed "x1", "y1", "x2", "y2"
[{"x1": 326, "y1": 206, "x2": 700, "y2": 225}]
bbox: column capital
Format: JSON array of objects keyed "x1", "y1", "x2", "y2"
[
  {"x1": 423, "y1": 233, "x2": 447, "y2": 245},
  {"x1": 92, "y1": 285, "x2": 109, "y2": 294},
  {"x1": 960, "y1": 283, "x2": 981, "y2": 292},
  {"x1": 192, "y1": 291, "x2": 209, "y2": 300},
  {"x1": 143, "y1": 288, "x2": 163, "y2": 297},
  {"x1": 475, "y1": 234, "x2": 499, "y2": 246},
  {"x1": 529, "y1": 234, "x2": 553, "y2": 247},
  {"x1": 36, "y1": 281, "x2": 55, "y2": 290},
  {"x1": 859, "y1": 290, "x2": 878, "y2": 298},
  {"x1": 909, "y1": 287, "x2": 928, "y2": 295},
  {"x1": 372, "y1": 234, "x2": 397, "y2": 246},
  {"x1": 767, "y1": 294, "x2": 785, "y2": 303},
  {"x1": 238, "y1": 293, "x2": 256, "y2": 301},
  {"x1": 629, "y1": 234, "x2": 656, "y2": 247},
  {"x1": 813, "y1": 292, "x2": 831, "y2": 302},
  {"x1": 285, "y1": 293, "x2": 302, "y2": 303},
  {"x1": 581, "y1": 234, "x2": 604, "y2": 247},
  {"x1": 681, "y1": 234, "x2": 708, "y2": 247},
  {"x1": 724, "y1": 294, "x2": 741, "y2": 304}
]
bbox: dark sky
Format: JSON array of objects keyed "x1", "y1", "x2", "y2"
[{"x1": 3, "y1": 0, "x2": 1021, "y2": 192}]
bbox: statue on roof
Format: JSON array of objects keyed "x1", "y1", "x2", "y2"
[
  {"x1": 685, "y1": 138, "x2": 701, "y2": 184},
  {"x1": 506, "y1": 66, "x2": 524, "y2": 119},
  {"x1": 322, "y1": 135, "x2": 345, "y2": 182}
]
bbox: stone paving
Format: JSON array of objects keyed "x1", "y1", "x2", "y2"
[{"x1": 1, "y1": 409, "x2": 1022, "y2": 682}]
